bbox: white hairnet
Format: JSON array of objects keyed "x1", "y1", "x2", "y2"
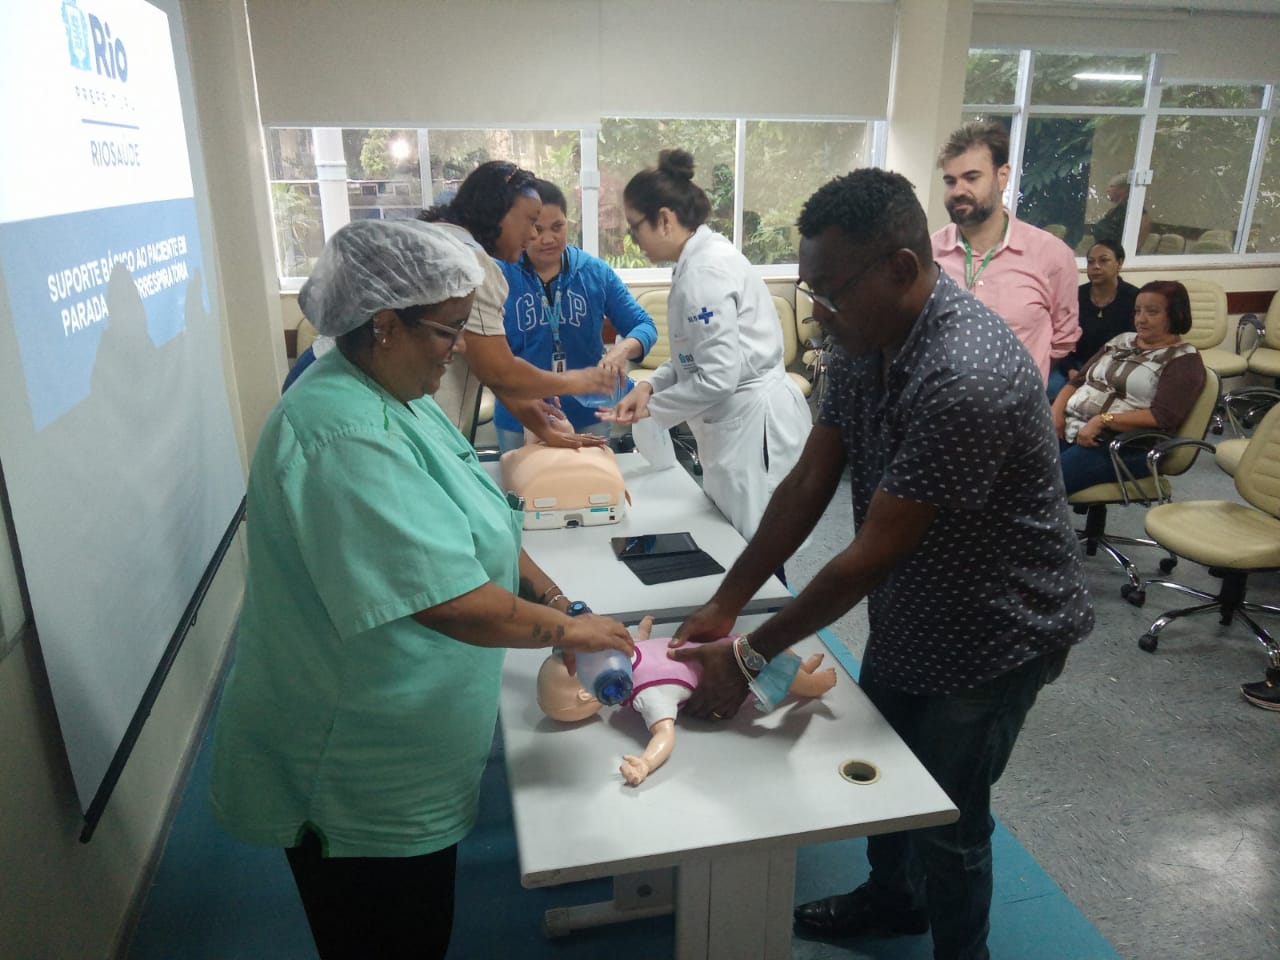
[{"x1": 298, "y1": 219, "x2": 485, "y2": 337}]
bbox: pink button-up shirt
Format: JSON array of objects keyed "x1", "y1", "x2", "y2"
[{"x1": 932, "y1": 212, "x2": 1080, "y2": 383}]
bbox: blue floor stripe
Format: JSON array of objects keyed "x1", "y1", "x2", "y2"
[{"x1": 129, "y1": 640, "x2": 1118, "y2": 959}]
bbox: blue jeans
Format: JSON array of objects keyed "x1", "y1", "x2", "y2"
[
  {"x1": 1058, "y1": 438, "x2": 1149, "y2": 495},
  {"x1": 860, "y1": 648, "x2": 1069, "y2": 960},
  {"x1": 1045, "y1": 367, "x2": 1068, "y2": 404}
]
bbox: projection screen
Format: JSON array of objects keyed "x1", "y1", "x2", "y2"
[{"x1": 0, "y1": 0, "x2": 244, "y2": 812}]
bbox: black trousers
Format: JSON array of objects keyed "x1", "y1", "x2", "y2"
[{"x1": 284, "y1": 829, "x2": 458, "y2": 960}]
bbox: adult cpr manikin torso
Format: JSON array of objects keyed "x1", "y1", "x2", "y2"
[{"x1": 499, "y1": 443, "x2": 626, "y2": 529}]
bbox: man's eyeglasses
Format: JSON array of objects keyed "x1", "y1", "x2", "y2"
[
  {"x1": 626, "y1": 217, "x2": 647, "y2": 242},
  {"x1": 418, "y1": 318, "x2": 467, "y2": 347},
  {"x1": 794, "y1": 252, "x2": 893, "y2": 315}
]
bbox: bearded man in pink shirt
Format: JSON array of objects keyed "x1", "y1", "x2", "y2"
[{"x1": 931, "y1": 121, "x2": 1080, "y2": 385}]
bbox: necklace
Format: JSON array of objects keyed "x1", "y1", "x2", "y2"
[{"x1": 1090, "y1": 286, "x2": 1117, "y2": 318}]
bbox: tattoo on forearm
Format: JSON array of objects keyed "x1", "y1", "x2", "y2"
[{"x1": 530, "y1": 622, "x2": 568, "y2": 648}]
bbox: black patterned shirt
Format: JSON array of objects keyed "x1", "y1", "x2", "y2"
[{"x1": 818, "y1": 269, "x2": 1093, "y2": 694}]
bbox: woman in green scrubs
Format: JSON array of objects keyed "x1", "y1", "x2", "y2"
[{"x1": 210, "y1": 219, "x2": 632, "y2": 960}]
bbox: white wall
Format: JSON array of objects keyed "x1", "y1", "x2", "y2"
[{"x1": 0, "y1": 0, "x2": 281, "y2": 956}]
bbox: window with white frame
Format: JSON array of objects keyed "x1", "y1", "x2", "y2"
[
  {"x1": 964, "y1": 49, "x2": 1279, "y2": 260},
  {"x1": 265, "y1": 120, "x2": 875, "y2": 284}
]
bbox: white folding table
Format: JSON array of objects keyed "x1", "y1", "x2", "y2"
[
  {"x1": 499, "y1": 612, "x2": 959, "y2": 960},
  {"x1": 485, "y1": 453, "x2": 792, "y2": 623}
]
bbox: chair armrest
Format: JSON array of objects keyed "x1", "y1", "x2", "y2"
[
  {"x1": 1221, "y1": 386, "x2": 1280, "y2": 434},
  {"x1": 1104, "y1": 429, "x2": 1173, "y2": 504},
  {"x1": 1236, "y1": 313, "x2": 1264, "y2": 353}
]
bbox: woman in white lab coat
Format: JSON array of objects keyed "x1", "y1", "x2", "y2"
[{"x1": 604, "y1": 149, "x2": 811, "y2": 544}]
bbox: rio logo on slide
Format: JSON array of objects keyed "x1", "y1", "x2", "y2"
[{"x1": 63, "y1": 0, "x2": 128, "y2": 82}]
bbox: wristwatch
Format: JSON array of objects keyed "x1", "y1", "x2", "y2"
[
  {"x1": 565, "y1": 600, "x2": 591, "y2": 618},
  {"x1": 735, "y1": 635, "x2": 766, "y2": 674}
]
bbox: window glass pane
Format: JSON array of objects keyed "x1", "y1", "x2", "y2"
[
  {"x1": 1018, "y1": 115, "x2": 1141, "y2": 253},
  {"x1": 741, "y1": 121, "x2": 869, "y2": 265},
  {"x1": 965, "y1": 50, "x2": 1019, "y2": 105},
  {"x1": 342, "y1": 129, "x2": 423, "y2": 222},
  {"x1": 1148, "y1": 114, "x2": 1258, "y2": 255},
  {"x1": 1247, "y1": 124, "x2": 1280, "y2": 254},
  {"x1": 266, "y1": 128, "x2": 323, "y2": 278},
  {"x1": 425, "y1": 130, "x2": 581, "y2": 245},
  {"x1": 1030, "y1": 53, "x2": 1148, "y2": 108},
  {"x1": 597, "y1": 118, "x2": 736, "y2": 266},
  {"x1": 1161, "y1": 84, "x2": 1265, "y2": 110}
]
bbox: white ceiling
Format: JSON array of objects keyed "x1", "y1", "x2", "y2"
[{"x1": 979, "y1": 0, "x2": 1280, "y2": 14}]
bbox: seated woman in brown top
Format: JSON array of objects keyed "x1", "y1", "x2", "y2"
[{"x1": 1051, "y1": 279, "x2": 1206, "y2": 494}]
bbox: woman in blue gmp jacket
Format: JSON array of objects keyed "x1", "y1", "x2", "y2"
[{"x1": 496, "y1": 179, "x2": 658, "y2": 451}]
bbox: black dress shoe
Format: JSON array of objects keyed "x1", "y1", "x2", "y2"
[{"x1": 793, "y1": 882, "x2": 929, "y2": 939}]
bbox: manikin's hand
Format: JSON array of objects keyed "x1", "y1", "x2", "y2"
[{"x1": 619, "y1": 755, "x2": 651, "y2": 786}]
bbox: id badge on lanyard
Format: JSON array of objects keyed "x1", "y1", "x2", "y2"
[{"x1": 542, "y1": 279, "x2": 566, "y2": 373}]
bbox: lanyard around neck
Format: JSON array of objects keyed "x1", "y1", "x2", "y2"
[
  {"x1": 537, "y1": 251, "x2": 569, "y2": 349},
  {"x1": 961, "y1": 218, "x2": 1007, "y2": 291}
]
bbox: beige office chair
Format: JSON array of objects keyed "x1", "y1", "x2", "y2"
[
  {"x1": 1069, "y1": 370, "x2": 1220, "y2": 590},
  {"x1": 1127, "y1": 405, "x2": 1280, "y2": 683},
  {"x1": 1180, "y1": 278, "x2": 1247, "y2": 433},
  {"x1": 1240, "y1": 290, "x2": 1280, "y2": 382},
  {"x1": 773, "y1": 294, "x2": 813, "y2": 399},
  {"x1": 1074, "y1": 233, "x2": 1096, "y2": 257},
  {"x1": 1138, "y1": 233, "x2": 1161, "y2": 255},
  {"x1": 1044, "y1": 223, "x2": 1067, "y2": 241},
  {"x1": 1214, "y1": 387, "x2": 1280, "y2": 476},
  {"x1": 629, "y1": 288, "x2": 671, "y2": 386},
  {"x1": 794, "y1": 289, "x2": 833, "y2": 405},
  {"x1": 1155, "y1": 234, "x2": 1186, "y2": 255}
]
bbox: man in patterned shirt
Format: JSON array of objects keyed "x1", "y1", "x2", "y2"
[{"x1": 669, "y1": 168, "x2": 1093, "y2": 960}]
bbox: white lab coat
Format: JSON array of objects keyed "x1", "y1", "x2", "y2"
[{"x1": 645, "y1": 226, "x2": 811, "y2": 541}]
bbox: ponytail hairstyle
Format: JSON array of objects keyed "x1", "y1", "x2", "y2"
[
  {"x1": 419, "y1": 159, "x2": 538, "y2": 256},
  {"x1": 623, "y1": 148, "x2": 711, "y2": 232}
]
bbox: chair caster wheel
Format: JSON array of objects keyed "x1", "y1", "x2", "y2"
[
  {"x1": 1121, "y1": 584, "x2": 1146, "y2": 607},
  {"x1": 1158, "y1": 558, "x2": 1177, "y2": 574},
  {"x1": 1138, "y1": 632, "x2": 1159, "y2": 653},
  {"x1": 1211, "y1": 424, "x2": 1224, "y2": 435},
  {"x1": 690, "y1": 463, "x2": 703, "y2": 476}
]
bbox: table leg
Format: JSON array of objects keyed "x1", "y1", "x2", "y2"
[
  {"x1": 676, "y1": 850, "x2": 796, "y2": 960},
  {"x1": 542, "y1": 868, "x2": 675, "y2": 938}
]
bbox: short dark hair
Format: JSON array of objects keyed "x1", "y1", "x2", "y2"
[
  {"x1": 1087, "y1": 238, "x2": 1126, "y2": 263},
  {"x1": 419, "y1": 160, "x2": 537, "y2": 256},
  {"x1": 1138, "y1": 280, "x2": 1193, "y2": 336},
  {"x1": 796, "y1": 168, "x2": 931, "y2": 262},
  {"x1": 533, "y1": 179, "x2": 568, "y2": 213},
  {"x1": 623, "y1": 148, "x2": 711, "y2": 231},
  {"x1": 937, "y1": 120, "x2": 1010, "y2": 169}
]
